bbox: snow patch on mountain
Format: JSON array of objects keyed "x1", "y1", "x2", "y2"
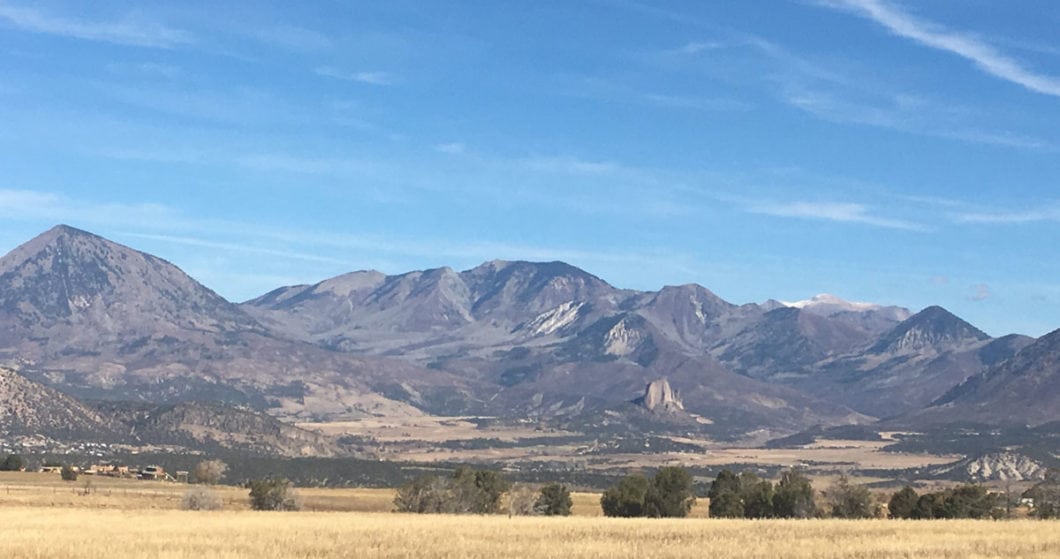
[
  {"x1": 782, "y1": 293, "x2": 879, "y2": 312},
  {"x1": 523, "y1": 302, "x2": 584, "y2": 336}
]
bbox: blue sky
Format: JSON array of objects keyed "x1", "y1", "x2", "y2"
[{"x1": 1, "y1": 1, "x2": 1059, "y2": 337}]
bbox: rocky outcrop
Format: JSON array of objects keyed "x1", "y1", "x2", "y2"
[
  {"x1": 634, "y1": 378, "x2": 684, "y2": 413},
  {"x1": 932, "y1": 452, "x2": 1048, "y2": 482}
]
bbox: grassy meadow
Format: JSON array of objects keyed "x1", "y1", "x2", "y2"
[
  {"x1": 1, "y1": 472, "x2": 1058, "y2": 558},
  {"x1": 3, "y1": 509, "x2": 1058, "y2": 559}
]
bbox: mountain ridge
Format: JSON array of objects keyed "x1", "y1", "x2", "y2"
[{"x1": 0, "y1": 224, "x2": 1050, "y2": 440}]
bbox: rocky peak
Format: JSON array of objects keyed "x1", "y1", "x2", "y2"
[
  {"x1": 870, "y1": 306, "x2": 989, "y2": 354},
  {"x1": 462, "y1": 260, "x2": 615, "y2": 320},
  {"x1": 0, "y1": 224, "x2": 255, "y2": 333},
  {"x1": 634, "y1": 378, "x2": 684, "y2": 413}
]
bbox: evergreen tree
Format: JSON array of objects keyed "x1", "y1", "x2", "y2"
[
  {"x1": 60, "y1": 465, "x2": 78, "y2": 482},
  {"x1": 535, "y1": 483, "x2": 573, "y2": 516},
  {"x1": 772, "y1": 468, "x2": 817, "y2": 518},
  {"x1": 601, "y1": 474, "x2": 650, "y2": 517},
  {"x1": 0, "y1": 454, "x2": 26, "y2": 471},
  {"x1": 708, "y1": 470, "x2": 744, "y2": 518},
  {"x1": 741, "y1": 478, "x2": 776, "y2": 519},
  {"x1": 887, "y1": 486, "x2": 919, "y2": 519},
  {"x1": 645, "y1": 466, "x2": 696, "y2": 518}
]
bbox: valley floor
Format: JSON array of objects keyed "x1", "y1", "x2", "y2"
[{"x1": 1, "y1": 473, "x2": 1057, "y2": 558}]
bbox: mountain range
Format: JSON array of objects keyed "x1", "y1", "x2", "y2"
[{"x1": 1, "y1": 225, "x2": 1057, "y2": 449}]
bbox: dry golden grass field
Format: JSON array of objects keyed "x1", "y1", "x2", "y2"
[
  {"x1": 2, "y1": 472, "x2": 1057, "y2": 558},
  {"x1": 2, "y1": 509, "x2": 1058, "y2": 559}
]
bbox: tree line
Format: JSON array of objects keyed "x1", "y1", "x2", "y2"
[
  {"x1": 7, "y1": 451, "x2": 1056, "y2": 519},
  {"x1": 394, "y1": 466, "x2": 572, "y2": 516}
]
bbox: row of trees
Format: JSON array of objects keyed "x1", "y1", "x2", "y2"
[
  {"x1": 709, "y1": 467, "x2": 1021, "y2": 520},
  {"x1": 393, "y1": 466, "x2": 572, "y2": 516},
  {"x1": 889, "y1": 484, "x2": 1008, "y2": 520},
  {"x1": 600, "y1": 467, "x2": 696, "y2": 518},
  {"x1": 10, "y1": 451, "x2": 1055, "y2": 519},
  {"x1": 708, "y1": 468, "x2": 826, "y2": 518}
]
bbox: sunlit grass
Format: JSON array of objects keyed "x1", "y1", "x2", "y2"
[
  {"x1": 1, "y1": 508, "x2": 1057, "y2": 559},
  {"x1": 1, "y1": 472, "x2": 1057, "y2": 558}
]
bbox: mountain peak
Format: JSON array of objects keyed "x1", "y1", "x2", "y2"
[
  {"x1": 46, "y1": 223, "x2": 95, "y2": 236},
  {"x1": 0, "y1": 225, "x2": 254, "y2": 332},
  {"x1": 870, "y1": 305, "x2": 989, "y2": 354}
]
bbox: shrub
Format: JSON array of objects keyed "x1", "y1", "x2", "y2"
[
  {"x1": 60, "y1": 465, "x2": 78, "y2": 482},
  {"x1": 941, "y1": 484, "x2": 999, "y2": 519},
  {"x1": 394, "y1": 468, "x2": 511, "y2": 515},
  {"x1": 913, "y1": 492, "x2": 943, "y2": 519},
  {"x1": 708, "y1": 470, "x2": 775, "y2": 519},
  {"x1": 468, "y1": 468, "x2": 510, "y2": 514},
  {"x1": 601, "y1": 473, "x2": 650, "y2": 517},
  {"x1": 79, "y1": 478, "x2": 95, "y2": 496},
  {"x1": 909, "y1": 484, "x2": 1001, "y2": 519},
  {"x1": 446, "y1": 467, "x2": 510, "y2": 514},
  {"x1": 1022, "y1": 469, "x2": 1059, "y2": 519},
  {"x1": 535, "y1": 483, "x2": 573, "y2": 516},
  {"x1": 826, "y1": 474, "x2": 875, "y2": 519},
  {"x1": 182, "y1": 487, "x2": 224, "y2": 511},
  {"x1": 888, "y1": 486, "x2": 919, "y2": 519},
  {"x1": 507, "y1": 484, "x2": 539, "y2": 516},
  {"x1": 394, "y1": 474, "x2": 448, "y2": 513},
  {"x1": 0, "y1": 454, "x2": 26, "y2": 471},
  {"x1": 248, "y1": 477, "x2": 301, "y2": 511},
  {"x1": 193, "y1": 459, "x2": 228, "y2": 485}
]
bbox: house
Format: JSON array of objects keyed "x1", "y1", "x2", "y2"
[
  {"x1": 140, "y1": 465, "x2": 166, "y2": 480},
  {"x1": 85, "y1": 464, "x2": 131, "y2": 477}
]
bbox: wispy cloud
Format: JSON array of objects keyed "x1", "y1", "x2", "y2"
[
  {"x1": 822, "y1": 0, "x2": 1060, "y2": 97},
  {"x1": 0, "y1": 188, "x2": 194, "y2": 232},
  {"x1": 235, "y1": 153, "x2": 378, "y2": 176},
  {"x1": 121, "y1": 232, "x2": 349, "y2": 266},
  {"x1": 0, "y1": 3, "x2": 193, "y2": 48},
  {"x1": 434, "y1": 142, "x2": 466, "y2": 155},
  {"x1": 0, "y1": 188, "x2": 693, "y2": 283},
  {"x1": 315, "y1": 66, "x2": 393, "y2": 86},
  {"x1": 562, "y1": 75, "x2": 750, "y2": 113},
  {"x1": 781, "y1": 84, "x2": 1056, "y2": 151},
  {"x1": 666, "y1": 40, "x2": 726, "y2": 55},
  {"x1": 969, "y1": 283, "x2": 991, "y2": 302},
  {"x1": 640, "y1": 93, "x2": 751, "y2": 112},
  {"x1": 954, "y1": 205, "x2": 1060, "y2": 224},
  {"x1": 649, "y1": 24, "x2": 1056, "y2": 150},
  {"x1": 516, "y1": 155, "x2": 631, "y2": 178},
  {"x1": 104, "y1": 62, "x2": 181, "y2": 80},
  {"x1": 735, "y1": 34, "x2": 1058, "y2": 151},
  {"x1": 748, "y1": 200, "x2": 925, "y2": 230},
  {"x1": 249, "y1": 25, "x2": 331, "y2": 52}
]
